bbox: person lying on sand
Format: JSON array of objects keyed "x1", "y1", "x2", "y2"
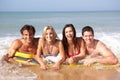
[
  {"x1": 35, "y1": 26, "x2": 65, "y2": 70},
  {"x1": 81, "y1": 26, "x2": 118, "y2": 66},
  {"x1": 2, "y1": 24, "x2": 39, "y2": 65},
  {"x1": 62, "y1": 24, "x2": 86, "y2": 65}
]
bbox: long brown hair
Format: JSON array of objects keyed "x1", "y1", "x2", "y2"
[{"x1": 62, "y1": 24, "x2": 77, "y2": 55}]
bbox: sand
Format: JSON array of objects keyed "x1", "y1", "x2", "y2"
[
  {"x1": 0, "y1": 61, "x2": 120, "y2": 80},
  {"x1": 26, "y1": 64, "x2": 120, "y2": 80}
]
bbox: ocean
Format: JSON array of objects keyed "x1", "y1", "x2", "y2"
[{"x1": 0, "y1": 11, "x2": 120, "y2": 80}]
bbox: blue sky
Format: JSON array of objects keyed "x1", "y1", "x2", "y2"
[{"x1": 0, "y1": 0, "x2": 120, "y2": 11}]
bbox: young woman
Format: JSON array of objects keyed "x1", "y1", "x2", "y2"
[
  {"x1": 35, "y1": 26, "x2": 65, "y2": 70},
  {"x1": 62, "y1": 24, "x2": 86, "y2": 64}
]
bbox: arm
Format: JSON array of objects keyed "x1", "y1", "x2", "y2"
[
  {"x1": 35, "y1": 39, "x2": 47, "y2": 69},
  {"x1": 53, "y1": 41, "x2": 65, "y2": 69},
  {"x1": 6, "y1": 39, "x2": 21, "y2": 63},
  {"x1": 58, "y1": 41, "x2": 66, "y2": 63},
  {"x1": 83, "y1": 41, "x2": 118, "y2": 65},
  {"x1": 73, "y1": 38, "x2": 86, "y2": 61},
  {"x1": 93, "y1": 41, "x2": 118, "y2": 64}
]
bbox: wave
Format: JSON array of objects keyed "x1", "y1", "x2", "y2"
[
  {"x1": 0, "y1": 61, "x2": 37, "y2": 80},
  {"x1": 0, "y1": 32, "x2": 120, "y2": 59}
]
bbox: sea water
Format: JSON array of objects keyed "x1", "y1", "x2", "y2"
[{"x1": 0, "y1": 11, "x2": 120, "y2": 79}]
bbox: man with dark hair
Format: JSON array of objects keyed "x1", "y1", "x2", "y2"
[
  {"x1": 2, "y1": 24, "x2": 39, "y2": 65},
  {"x1": 82, "y1": 26, "x2": 118, "y2": 66}
]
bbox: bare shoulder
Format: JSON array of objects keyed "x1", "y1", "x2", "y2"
[
  {"x1": 12, "y1": 39, "x2": 22, "y2": 45},
  {"x1": 96, "y1": 40, "x2": 107, "y2": 48},
  {"x1": 10, "y1": 39, "x2": 22, "y2": 49},
  {"x1": 38, "y1": 38, "x2": 45, "y2": 48},
  {"x1": 53, "y1": 39, "x2": 62, "y2": 47},
  {"x1": 96, "y1": 40, "x2": 112, "y2": 54}
]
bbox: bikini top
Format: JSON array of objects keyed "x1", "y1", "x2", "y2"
[
  {"x1": 41, "y1": 53, "x2": 58, "y2": 58},
  {"x1": 68, "y1": 51, "x2": 80, "y2": 58},
  {"x1": 67, "y1": 43, "x2": 80, "y2": 58}
]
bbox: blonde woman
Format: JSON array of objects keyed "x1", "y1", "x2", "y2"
[{"x1": 35, "y1": 26, "x2": 65, "y2": 70}]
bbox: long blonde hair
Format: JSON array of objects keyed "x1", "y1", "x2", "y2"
[{"x1": 42, "y1": 26, "x2": 58, "y2": 42}]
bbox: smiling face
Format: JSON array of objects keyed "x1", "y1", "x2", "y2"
[
  {"x1": 42, "y1": 26, "x2": 57, "y2": 43},
  {"x1": 22, "y1": 30, "x2": 34, "y2": 43},
  {"x1": 45, "y1": 29, "x2": 54, "y2": 42},
  {"x1": 65, "y1": 27, "x2": 74, "y2": 41},
  {"x1": 82, "y1": 31, "x2": 94, "y2": 45}
]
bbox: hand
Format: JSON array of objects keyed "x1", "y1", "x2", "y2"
[
  {"x1": 82, "y1": 58, "x2": 96, "y2": 66},
  {"x1": 52, "y1": 63, "x2": 60, "y2": 70},
  {"x1": 68, "y1": 57, "x2": 74, "y2": 64},
  {"x1": 40, "y1": 64, "x2": 48, "y2": 70},
  {"x1": 1, "y1": 54, "x2": 9, "y2": 62}
]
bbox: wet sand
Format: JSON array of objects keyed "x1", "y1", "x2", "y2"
[
  {"x1": 0, "y1": 62, "x2": 120, "y2": 80},
  {"x1": 27, "y1": 64, "x2": 120, "y2": 80}
]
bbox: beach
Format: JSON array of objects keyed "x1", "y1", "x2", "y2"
[
  {"x1": 0, "y1": 11, "x2": 120, "y2": 80},
  {"x1": 30, "y1": 64, "x2": 120, "y2": 80},
  {"x1": 0, "y1": 11, "x2": 120, "y2": 58},
  {"x1": 1, "y1": 62, "x2": 120, "y2": 80}
]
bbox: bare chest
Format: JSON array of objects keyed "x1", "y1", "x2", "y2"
[
  {"x1": 18, "y1": 45, "x2": 37, "y2": 54},
  {"x1": 87, "y1": 47, "x2": 98, "y2": 55}
]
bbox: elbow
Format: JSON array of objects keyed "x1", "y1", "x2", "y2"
[
  {"x1": 110, "y1": 57, "x2": 118, "y2": 65},
  {"x1": 105, "y1": 56, "x2": 118, "y2": 65},
  {"x1": 112, "y1": 58, "x2": 118, "y2": 64}
]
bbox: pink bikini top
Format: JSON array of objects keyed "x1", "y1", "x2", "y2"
[
  {"x1": 67, "y1": 43, "x2": 80, "y2": 58},
  {"x1": 68, "y1": 51, "x2": 80, "y2": 58}
]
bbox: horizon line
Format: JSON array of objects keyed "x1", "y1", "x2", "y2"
[{"x1": 0, "y1": 10, "x2": 120, "y2": 13}]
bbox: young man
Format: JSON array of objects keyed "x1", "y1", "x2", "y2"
[
  {"x1": 2, "y1": 24, "x2": 39, "y2": 65},
  {"x1": 81, "y1": 26, "x2": 118, "y2": 66}
]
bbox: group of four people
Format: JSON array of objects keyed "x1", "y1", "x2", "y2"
[{"x1": 2, "y1": 24, "x2": 118, "y2": 70}]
